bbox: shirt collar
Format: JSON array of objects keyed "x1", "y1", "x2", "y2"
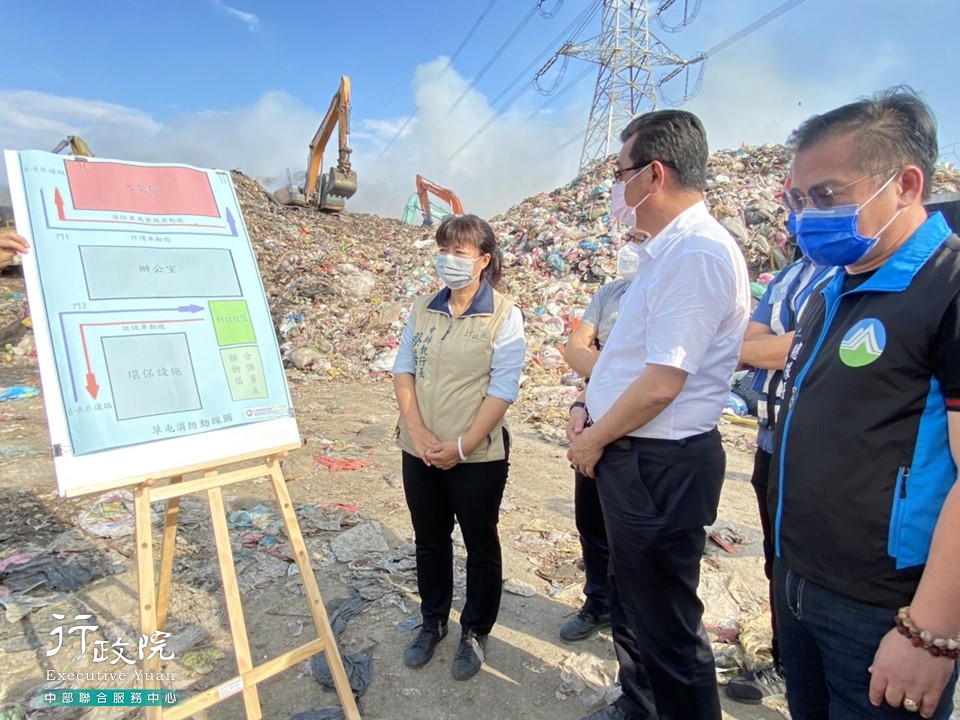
[
  {"x1": 639, "y1": 201, "x2": 711, "y2": 259},
  {"x1": 426, "y1": 279, "x2": 495, "y2": 316}
]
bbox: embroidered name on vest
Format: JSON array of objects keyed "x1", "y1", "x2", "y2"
[{"x1": 462, "y1": 328, "x2": 490, "y2": 343}]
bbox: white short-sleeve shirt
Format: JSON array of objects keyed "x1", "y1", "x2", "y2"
[{"x1": 586, "y1": 201, "x2": 750, "y2": 439}]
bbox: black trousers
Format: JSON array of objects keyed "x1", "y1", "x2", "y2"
[
  {"x1": 574, "y1": 471, "x2": 610, "y2": 616},
  {"x1": 750, "y1": 447, "x2": 780, "y2": 668},
  {"x1": 401, "y1": 445, "x2": 508, "y2": 636},
  {"x1": 595, "y1": 429, "x2": 725, "y2": 720}
]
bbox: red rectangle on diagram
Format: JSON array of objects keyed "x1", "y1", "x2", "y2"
[{"x1": 65, "y1": 160, "x2": 220, "y2": 217}]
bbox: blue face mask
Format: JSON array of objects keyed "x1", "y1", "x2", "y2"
[
  {"x1": 785, "y1": 212, "x2": 798, "y2": 237},
  {"x1": 795, "y1": 173, "x2": 900, "y2": 267}
]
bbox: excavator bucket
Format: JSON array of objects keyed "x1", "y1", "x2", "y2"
[{"x1": 318, "y1": 167, "x2": 358, "y2": 212}]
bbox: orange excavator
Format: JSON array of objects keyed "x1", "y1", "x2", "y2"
[
  {"x1": 275, "y1": 75, "x2": 357, "y2": 212},
  {"x1": 416, "y1": 175, "x2": 463, "y2": 226}
]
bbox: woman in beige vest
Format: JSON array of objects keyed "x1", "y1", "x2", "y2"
[{"x1": 393, "y1": 214, "x2": 525, "y2": 681}]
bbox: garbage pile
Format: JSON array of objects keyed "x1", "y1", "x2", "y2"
[{"x1": 230, "y1": 151, "x2": 960, "y2": 440}]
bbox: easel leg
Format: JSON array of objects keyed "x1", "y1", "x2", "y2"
[
  {"x1": 208, "y1": 483, "x2": 262, "y2": 720},
  {"x1": 156, "y1": 475, "x2": 182, "y2": 631},
  {"x1": 134, "y1": 485, "x2": 162, "y2": 720},
  {"x1": 269, "y1": 460, "x2": 361, "y2": 720}
]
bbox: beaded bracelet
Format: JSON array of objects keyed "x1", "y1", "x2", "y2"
[{"x1": 895, "y1": 606, "x2": 960, "y2": 660}]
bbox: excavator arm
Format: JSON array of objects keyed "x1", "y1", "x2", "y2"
[
  {"x1": 278, "y1": 75, "x2": 357, "y2": 211},
  {"x1": 416, "y1": 175, "x2": 464, "y2": 226},
  {"x1": 51, "y1": 136, "x2": 94, "y2": 157}
]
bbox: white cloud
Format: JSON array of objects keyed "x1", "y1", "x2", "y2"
[
  {"x1": 0, "y1": 43, "x2": 912, "y2": 223},
  {"x1": 683, "y1": 40, "x2": 903, "y2": 151},
  {"x1": 0, "y1": 59, "x2": 587, "y2": 221},
  {"x1": 0, "y1": 89, "x2": 319, "y2": 192},
  {"x1": 211, "y1": 0, "x2": 259, "y2": 31},
  {"x1": 349, "y1": 57, "x2": 585, "y2": 219}
]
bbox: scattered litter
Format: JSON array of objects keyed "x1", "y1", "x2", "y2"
[
  {"x1": 0, "y1": 587, "x2": 52, "y2": 623},
  {"x1": 723, "y1": 392, "x2": 749, "y2": 418},
  {"x1": 0, "y1": 554, "x2": 92, "y2": 593},
  {"x1": 0, "y1": 446, "x2": 36, "y2": 459},
  {"x1": 0, "y1": 386, "x2": 38, "y2": 402},
  {"x1": 315, "y1": 454, "x2": 372, "y2": 472},
  {"x1": 326, "y1": 591, "x2": 371, "y2": 637},
  {"x1": 738, "y1": 613, "x2": 775, "y2": 672},
  {"x1": 78, "y1": 490, "x2": 161, "y2": 538},
  {"x1": 228, "y1": 503, "x2": 283, "y2": 534},
  {"x1": 330, "y1": 522, "x2": 388, "y2": 563},
  {"x1": 181, "y1": 647, "x2": 226, "y2": 675},
  {"x1": 309, "y1": 646, "x2": 373, "y2": 699},
  {"x1": 394, "y1": 617, "x2": 418, "y2": 633},
  {"x1": 708, "y1": 525, "x2": 746, "y2": 554},
  {"x1": 557, "y1": 652, "x2": 621, "y2": 708},
  {"x1": 762, "y1": 695, "x2": 792, "y2": 719},
  {"x1": 382, "y1": 473, "x2": 401, "y2": 488},
  {"x1": 503, "y1": 578, "x2": 537, "y2": 597}
]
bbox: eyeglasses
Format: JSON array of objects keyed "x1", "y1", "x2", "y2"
[
  {"x1": 613, "y1": 163, "x2": 648, "y2": 182},
  {"x1": 782, "y1": 166, "x2": 900, "y2": 214}
]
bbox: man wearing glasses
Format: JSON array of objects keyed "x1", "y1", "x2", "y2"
[
  {"x1": 567, "y1": 110, "x2": 750, "y2": 720},
  {"x1": 770, "y1": 88, "x2": 960, "y2": 718}
]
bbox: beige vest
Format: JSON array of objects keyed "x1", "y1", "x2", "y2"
[{"x1": 396, "y1": 284, "x2": 515, "y2": 462}]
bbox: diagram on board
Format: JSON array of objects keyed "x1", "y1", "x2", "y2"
[{"x1": 10, "y1": 151, "x2": 293, "y2": 457}]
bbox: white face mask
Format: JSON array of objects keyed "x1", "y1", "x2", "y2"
[
  {"x1": 611, "y1": 163, "x2": 652, "y2": 227},
  {"x1": 617, "y1": 242, "x2": 642, "y2": 280},
  {"x1": 435, "y1": 253, "x2": 480, "y2": 290}
]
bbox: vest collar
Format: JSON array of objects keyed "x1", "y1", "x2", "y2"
[
  {"x1": 851, "y1": 212, "x2": 950, "y2": 293},
  {"x1": 426, "y1": 279, "x2": 495, "y2": 316}
]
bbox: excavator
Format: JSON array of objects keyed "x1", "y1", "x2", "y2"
[
  {"x1": 275, "y1": 75, "x2": 357, "y2": 212},
  {"x1": 416, "y1": 175, "x2": 463, "y2": 226},
  {"x1": 51, "y1": 135, "x2": 94, "y2": 157},
  {"x1": 2, "y1": 136, "x2": 95, "y2": 230}
]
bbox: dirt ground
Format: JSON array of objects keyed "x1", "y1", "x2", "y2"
[{"x1": 1, "y1": 347, "x2": 795, "y2": 720}]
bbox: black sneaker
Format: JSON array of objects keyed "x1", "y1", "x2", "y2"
[
  {"x1": 404, "y1": 622, "x2": 447, "y2": 669},
  {"x1": 451, "y1": 631, "x2": 487, "y2": 680},
  {"x1": 725, "y1": 663, "x2": 786, "y2": 704},
  {"x1": 560, "y1": 607, "x2": 611, "y2": 643}
]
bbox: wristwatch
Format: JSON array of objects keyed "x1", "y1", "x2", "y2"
[{"x1": 569, "y1": 401, "x2": 586, "y2": 412}]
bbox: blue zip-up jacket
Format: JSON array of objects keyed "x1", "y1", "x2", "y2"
[{"x1": 770, "y1": 213, "x2": 960, "y2": 607}]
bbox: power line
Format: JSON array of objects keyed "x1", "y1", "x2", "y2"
[
  {"x1": 375, "y1": 0, "x2": 499, "y2": 162},
  {"x1": 447, "y1": 0, "x2": 500, "y2": 68},
  {"x1": 374, "y1": 1, "x2": 451, "y2": 120},
  {"x1": 486, "y1": 2, "x2": 598, "y2": 110},
  {"x1": 657, "y1": 0, "x2": 702, "y2": 32},
  {"x1": 446, "y1": 2, "x2": 600, "y2": 160},
  {"x1": 528, "y1": 63, "x2": 595, "y2": 120},
  {"x1": 447, "y1": 0, "x2": 560, "y2": 114},
  {"x1": 702, "y1": 0, "x2": 804, "y2": 57}
]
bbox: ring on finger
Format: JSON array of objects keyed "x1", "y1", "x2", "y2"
[{"x1": 903, "y1": 698, "x2": 919, "y2": 713}]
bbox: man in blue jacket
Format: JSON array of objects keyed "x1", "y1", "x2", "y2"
[{"x1": 771, "y1": 88, "x2": 960, "y2": 718}]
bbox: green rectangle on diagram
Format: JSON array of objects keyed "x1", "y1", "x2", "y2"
[
  {"x1": 209, "y1": 299, "x2": 256, "y2": 346},
  {"x1": 220, "y1": 345, "x2": 268, "y2": 400}
]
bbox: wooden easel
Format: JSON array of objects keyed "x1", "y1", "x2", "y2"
[{"x1": 131, "y1": 447, "x2": 361, "y2": 720}]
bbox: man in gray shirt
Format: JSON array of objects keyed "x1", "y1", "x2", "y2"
[{"x1": 560, "y1": 276, "x2": 630, "y2": 642}]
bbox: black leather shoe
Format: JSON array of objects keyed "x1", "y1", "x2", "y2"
[
  {"x1": 581, "y1": 703, "x2": 633, "y2": 720},
  {"x1": 404, "y1": 622, "x2": 447, "y2": 669},
  {"x1": 451, "y1": 631, "x2": 487, "y2": 680},
  {"x1": 560, "y1": 608, "x2": 611, "y2": 642}
]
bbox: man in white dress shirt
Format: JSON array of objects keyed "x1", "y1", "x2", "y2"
[{"x1": 567, "y1": 110, "x2": 750, "y2": 720}]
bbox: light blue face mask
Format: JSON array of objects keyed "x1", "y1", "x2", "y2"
[{"x1": 796, "y1": 172, "x2": 901, "y2": 267}]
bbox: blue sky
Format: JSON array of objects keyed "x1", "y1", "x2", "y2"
[{"x1": 2, "y1": 0, "x2": 957, "y2": 218}]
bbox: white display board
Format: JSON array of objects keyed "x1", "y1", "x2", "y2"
[{"x1": 5, "y1": 150, "x2": 300, "y2": 496}]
